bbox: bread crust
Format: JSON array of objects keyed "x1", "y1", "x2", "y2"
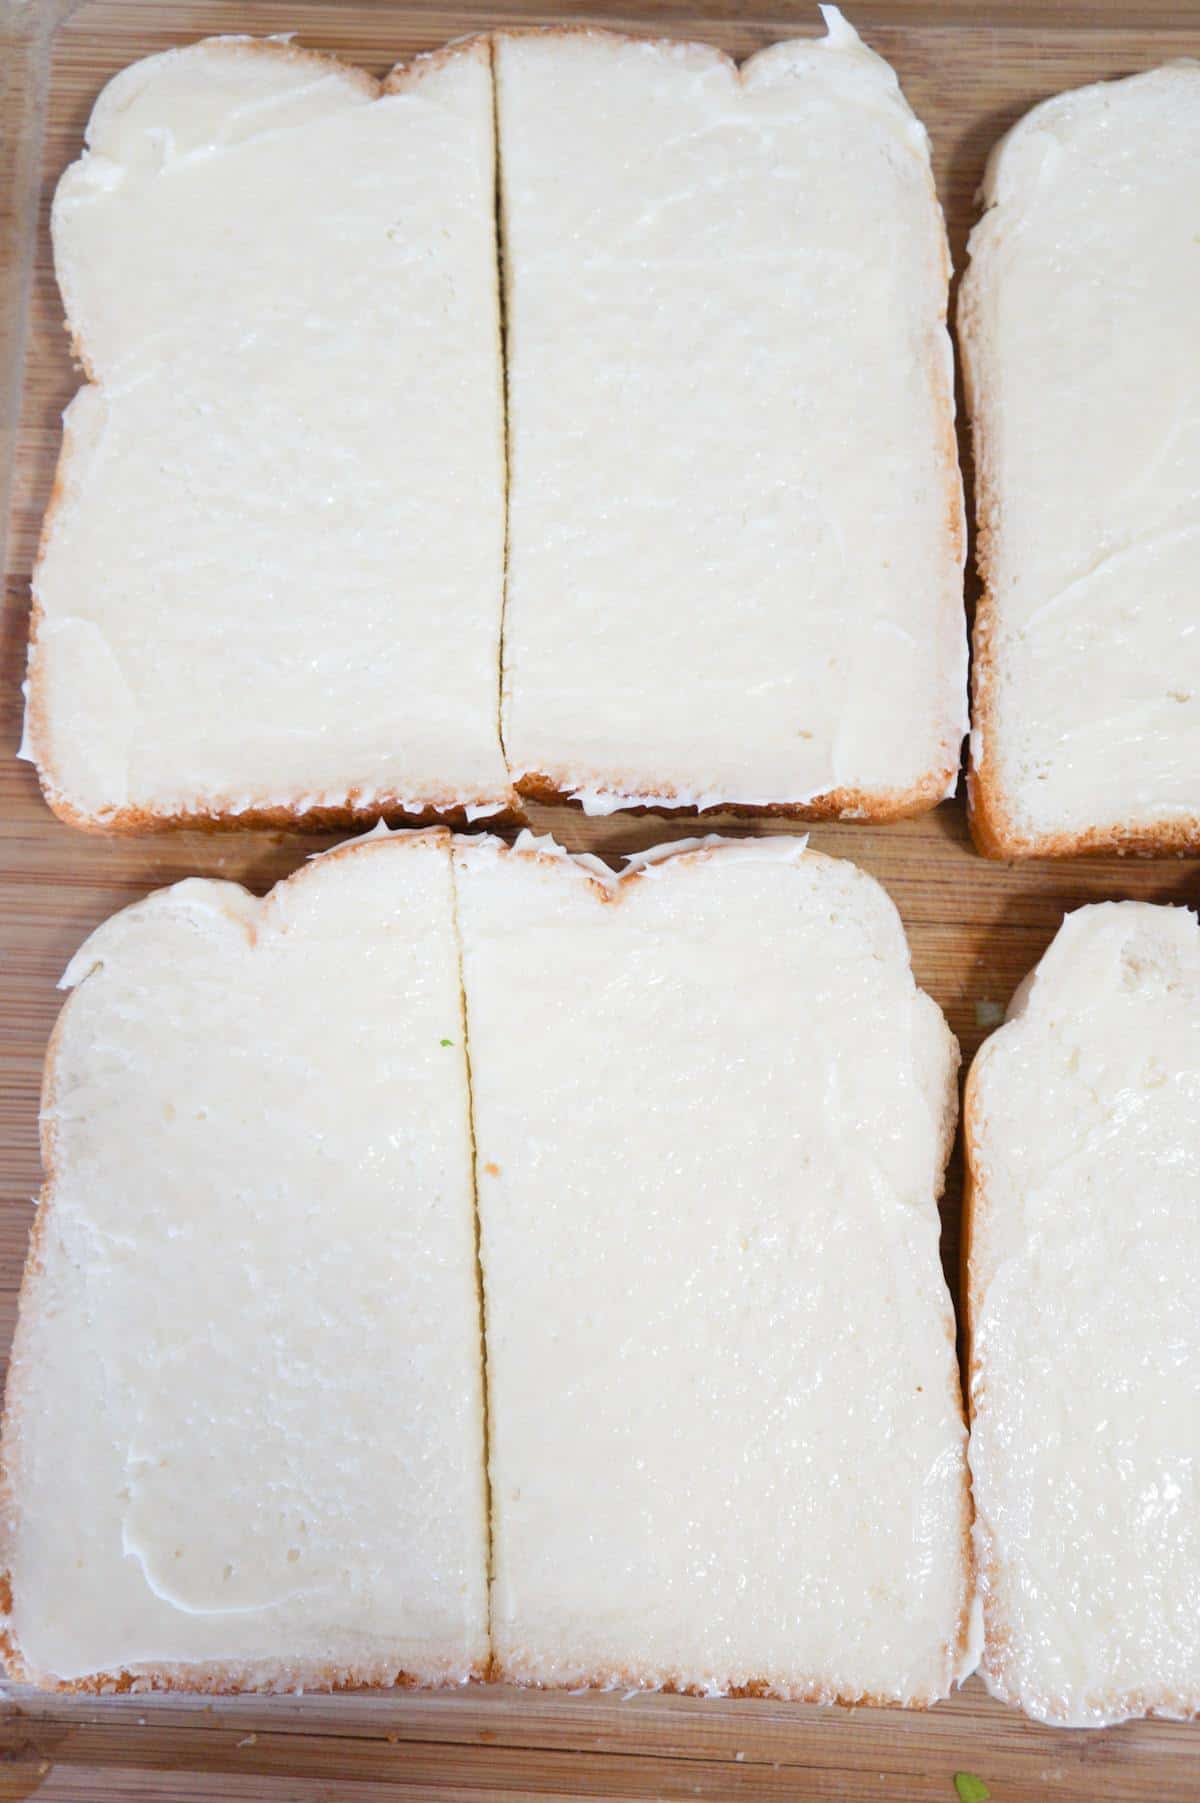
[
  {"x1": 36, "y1": 782, "x2": 524, "y2": 837},
  {"x1": 960, "y1": 1049, "x2": 1025, "y2": 1711},
  {"x1": 0, "y1": 1646, "x2": 488, "y2": 1697},
  {"x1": 515, "y1": 765, "x2": 957, "y2": 824},
  {"x1": 488, "y1": 1664, "x2": 950, "y2": 1708}
]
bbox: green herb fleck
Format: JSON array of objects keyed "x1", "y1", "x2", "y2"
[
  {"x1": 954, "y1": 1776, "x2": 990, "y2": 1803},
  {"x1": 440, "y1": 1037, "x2": 454, "y2": 1047}
]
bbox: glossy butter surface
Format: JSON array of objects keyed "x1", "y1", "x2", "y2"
[
  {"x1": 962, "y1": 62, "x2": 1200, "y2": 846},
  {"x1": 456, "y1": 833, "x2": 970, "y2": 1700},
  {"x1": 28, "y1": 38, "x2": 511, "y2": 824},
  {"x1": 969, "y1": 902, "x2": 1200, "y2": 1725},
  {"x1": 0, "y1": 830, "x2": 488, "y2": 1687},
  {"x1": 497, "y1": 10, "x2": 966, "y2": 816}
]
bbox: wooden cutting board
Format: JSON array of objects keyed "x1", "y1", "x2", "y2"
[{"x1": 1, "y1": 1, "x2": 1198, "y2": 1796}]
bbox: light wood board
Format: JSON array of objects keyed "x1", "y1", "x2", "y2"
[{"x1": 1, "y1": 1, "x2": 1199, "y2": 1796}]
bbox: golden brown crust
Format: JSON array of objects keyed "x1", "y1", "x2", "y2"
[
  {"x1": 8, "y1": 1657, "x2": 953, "y2": 1702},
  {"x1": 0, "y1": 1649, "x2": 488, "y2": 1696},
  {"x1": 960, "y1": 1060, "x2": 982, "y2": 1399},
  {"x1": 514, "y1": 765, "x2": 957, "y2": 824},
  {"x1": 492, "y1": 1665, "x2": 946, "y2": 1707},
  {"x1": 970, "y1": 748, "x2": 1200, "y2": 861},
  {"x1": 957, "y1": 219, "x2": 1006, "y2": 864},
  {"x1": 492, "y1": 23, "x2": 738, "y2": 69},
  {"x1": 385, "y1": 32, "x2": 493, "y2": 92},
  {"x1": 37, "y1": 781, "x2": 523, "y2": 837},
  {"x1": 927, "y1": 1010, "x2": 976, "y2": 1690},
  {"x1": 941, "y1": 1070, "x2": 977, "y2": 1686},
  {"x1": 957, "y1": 190, "x2": 1023, "y2": 865},
  {"x1": 198, "y1": 34, "x2": 381, "y2": 95}
]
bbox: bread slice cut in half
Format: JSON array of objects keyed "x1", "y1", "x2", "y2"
[
  {"x1": 0, "y1": 828, "x2": 489, "y2": 1691},
  {"x1": 496, "y1": 10, "x2": 966, "y2": 821},
  {"x1": 960, "y1": 61, "x2": 1200, "y2": 858},
  {"x1": 455, "y1": 832, "x2": 972, "y2": 1701},
  {"x1": 24, "y1": 36, "x2": 514, "y2": 832},
  {"x1": 965, "y1": 902, "x2": 1200, "y2": 1724},
  {"x1": 1, "y1": 828, "x2": 971, "y2": 1698},
  {"x1": 27, "y1": 12, "x2": 967, "y2": 836}
]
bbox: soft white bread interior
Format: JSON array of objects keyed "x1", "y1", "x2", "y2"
[
  {"x1": 966, "y1": 902, "x2": 1200, "y2": 1725},
  {"x1": 960, "y1": 61, "x2": 1200, "y2": 858},
  {"x1": 496, "y1": 10, "x2": 966, "y2": 819},
  {"x1": 0, "y1": 829, "x2": 488, "y2": 1691},
  {"x1": 25, "y1": 36, "x2": 512, "y2": 830},
  {"x1": 455, "y1": 832, "x2": 971, "y2": 1701}
]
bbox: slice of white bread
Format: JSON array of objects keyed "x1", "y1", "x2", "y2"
[
  {"x1": 965, "y1": 903, "x2": 1200, "y2": 1725},
  {"x1": 0, "y1": 829, "x2": 488, "y2": 1690},
  {"x1": 455, "y1": 833, "x2": 972, "y2": 1701},
  {"x1": 959, "y1": 62, "x2": 1200, "y2": 859},
  {"x1": 496, "y1": 11, "x2": 966, "y2": 821},
  {"x1": 24, "y1": 36, "x2": 513, "y2": 831}
]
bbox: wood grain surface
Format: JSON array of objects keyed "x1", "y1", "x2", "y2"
[{"x1": 2, "y1": 1, "x2": 1199, "y2": 1796}]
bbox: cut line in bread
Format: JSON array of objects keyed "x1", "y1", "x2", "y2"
[
  {"x1": 1, "y1": 828, "x2": 972, "y2": 1699},
  {"x1": 26, "y1": 11, "x2": 965, "y2": 835},
  {"x1": 456, "y1": 831, "x2": 973, "y2": 1703}
]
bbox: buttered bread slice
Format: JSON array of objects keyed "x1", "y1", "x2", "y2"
[
  {"x1": 960, "y1": 62, "x2": 1200, "y2": 857},
  {"x1": 456, "y1": 834, "x2": 971, "y2": 1701},
  {"x1": 25, "y1": 37, "x2": 512, "y2": 830},
  {"x1": 3, "y1": 828, "x2": 972, "y2": 1697},
  {"x1": 0, "y1": 830, "x2": 487, "y2": 1690},
  {"x1": 966, "y1": 903, "x2": 1200, "y2": 1725},
  {"x1": 497, "y1": 11, "x2": 966, "y2": 820}
]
